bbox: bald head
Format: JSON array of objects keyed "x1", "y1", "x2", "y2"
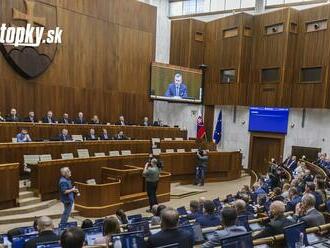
[
  {"x1": 301, "y1": 193, "x2": 315, "y2": 210},
  {"x1": 60, "y1": 167, "x2": 71, "y2": 178},
  {"x1": 270, "y1": 201, "x2": 285, "y2": 218},
  {"x1": 160, "y1": 208, "x2": 179, "y2": 230},
  {"x1": 37, "y1": 216, "x2": 53, "y2": 232}
]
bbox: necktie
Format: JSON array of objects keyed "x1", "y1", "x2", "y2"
[{"x1": 176, "y1": 85, "x2": 179, "y2": 96}]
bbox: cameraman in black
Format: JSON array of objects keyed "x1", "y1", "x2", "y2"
[
  {"x1": 143, "y1": 155, "x2": 162, "y2": 212},
  {"x1": 194, "y1": 149, "x2": 208, "y2": 186}
]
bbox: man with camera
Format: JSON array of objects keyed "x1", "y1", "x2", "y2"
[
  {"x1": 194, "y1": 149, "x2": 208, "y2": 186},
  {"x1": 143, "y1": 156, "x2": 162, "y2": 212}
]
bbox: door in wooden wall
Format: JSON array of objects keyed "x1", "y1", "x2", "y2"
[{"x1": 249, "y1": 133, "x2": 285, "y2": 175}]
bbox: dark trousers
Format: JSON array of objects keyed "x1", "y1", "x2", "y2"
[
  {"x1": 146, "y1": 181, "x2": 158, "y2": 210},
  {"x1": 195, "y1": 166, "x2": 206, "y2": 184}
]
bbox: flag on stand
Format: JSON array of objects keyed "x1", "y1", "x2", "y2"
[
  {"x1": 197, "y1": 116, "x2": 206, "y2": 139},
  {"x1": 213, "y1": 111, "x2": 222, "y2": 144}
]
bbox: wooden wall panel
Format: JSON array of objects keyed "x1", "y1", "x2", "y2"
[
  {"x1": 204, "y1": 13, "x2": 254, "y2": 106},
  {"x1": 170, "y1": 19, "x2": 205, "y2": 69},
  {"x1": 250, "y1": 8, "x2": 298, "y2": 107},
  {"x1": 291, "y1": 5, "x2": 330, "y2": 108},
  {"x1": 0, "y1": 0, "x2": 156, "y2": 124}
]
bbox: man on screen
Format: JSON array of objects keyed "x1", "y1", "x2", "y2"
[{"x1": 164, "y1": 73, "x2": 188, "y2": 98}]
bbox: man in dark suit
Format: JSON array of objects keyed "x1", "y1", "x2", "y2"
[
  {"x1": 89, "y1": 115, "x2": 101, "y2": 124},
  {"x1": 85, "y1": 128, "x2": 98, "y2": 140},
  {"x1": 234, "y1": 199, "x2": 254, "y2": 219},
  {"x1": 99, "y1": 129, "x2": 110, "y2": 140},
  {"x1": 59, "y1": 113, "x2": 73, "y2": 124},
  {"x1": 141, "y1": 117, "x2": 150, "y2": 126},
  {"x1": 75, "y1": 112, "x2": 86, "y2": 124},
  {"x1": 6, "y1": 108, "x2": 20, "y2": 122},
  {"x1": 254, "y1": 201, "x2": 294, "y2": 239},
  {"x1": 286, "y1": 187, "x2": 302, "y2": 212},
  {"x1": 287, "y1": 156, "x2": 297, "y2": 172},
  {"x1": 305, "y1": 182, "x2": 323, "y2": 209},
  {"x1": 114, "y1": 130, "x2": 129, "y2": 140},
  {"x1": 25, "y1": 216, "x2": 59, "y2": 248},
  {"x1": 24, "y1": 111, "x2": 38, "y2": 123},
  {"x1": 147, "y1": 208, "x2": 193, "y2": 248},
  {"x1": 196, "y1": 200, "x2": 221, "y2": 228},
  {"x1": 187, "y1": 200, "x2": 202, "y2": 220},
  {"x1": 59, "y1": 129, "x2": 73, "y2": 141},
  {"x1": 202, "y1": 207, "x2": 247, "y2": 248},
  {"x1": 293, "y1": 193, "x2": 325, "y2": 227},
  {"x1": 164, "y1": 73, "x2": 188, "y2": 98},
  {"x1": 42, "y1": 111, "x2": 56, "y2": 124},
  {"x1": 116, "y1": 115, "x2": 126, "y2": 126}
]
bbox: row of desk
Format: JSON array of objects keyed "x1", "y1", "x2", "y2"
[{"x1": 0, "y1": 122, "x2": 187, "y2": 142}]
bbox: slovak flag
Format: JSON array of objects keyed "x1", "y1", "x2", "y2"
[{"x1": 197, "y1": 116, "x2": 206, "y2": 139}]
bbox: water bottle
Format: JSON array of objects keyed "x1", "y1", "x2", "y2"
[
  {"x1": 113, "y1": 237, "x2": 122, "y2": 248},
  {"x1": 295, "y1": 232, "x2": 305, "y2": 248}
]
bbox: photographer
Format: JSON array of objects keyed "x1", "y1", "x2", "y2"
[
  {"x1": 143, "y1": 157, "x2": 161, "y2": 212},
  {"x1": 194, "y1": 149, "x2": 208, "y2": 186}
]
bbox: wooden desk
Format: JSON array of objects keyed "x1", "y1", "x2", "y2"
[
  {"x1": 0, "y1": 122, "x2": 187, "y2": 142},
  {"x1": 0, "y1": 163, "x2": 19, "y2": 209},
  {"x1": 159, "y1": 140, "x2": 217, "y2": 152},
  {"x1": 301, "y1": 159, "x2": 328, "y2": 177},
  {"x1": 0, "y1": 140, "x2": 151, "y2": 173},
  {"x1": 159, "y1": 151, "x2": 242, "y2": 183}
]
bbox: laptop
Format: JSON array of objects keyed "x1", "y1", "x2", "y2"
[
  {"x1": 110, "y1": 231, "x2": 145, "y2": 248},
  {"x1": 127, "y1": 220, "x2": 151, "y2": 237}
]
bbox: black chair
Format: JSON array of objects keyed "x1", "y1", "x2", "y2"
[
  {"x1": 283, "y1": 222, "x2": 308, "y2": 248},
  {"x1": 219, "y1": 232, "x2": 253, "y2": 248}
]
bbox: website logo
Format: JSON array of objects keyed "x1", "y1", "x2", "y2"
[{"x1": 0, "y1": 0, "x2": 59, "y2": 79}]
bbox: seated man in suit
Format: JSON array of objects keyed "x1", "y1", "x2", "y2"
[
  {"x1": 75, "y1": 112, "x2": 86, "y2": 124},
  {"x1": 141, "y1": 116, "x2": 150, "y2": 126},
  {"x1": 89, "y1": 115, "x2": 101, "y2": 124},
  {"x1": 60, "y1": 227, "x2": 85, "y2": 248},
  {"x1": 304, "y1": 182, "x2": 323, "y2": 209},
  {"x1": 85, "y1": 128, "x2": 98, "y2": 140},
  {"x1": 6, "y1": 108, "x2": 20, "y2": 122},
  {"x1": 287, "y1": 155, "x2": 298, "y2": 172},
  {"x1": 59, "y1": 113, "x2": 73, "y2": 124},
  {"x1": 114, "y1": 130, "x2": 129, "y2": 140},
  {"x1": 24, "y1": 111, "x2": 38, "y2": 123},
  {"x1": 16, "y1": 128, "x2": 32, "y2": 142},
  {"x1": 202, "y1": 207, "x2": 247, "y2": 248},
  {"x1": 59, "y1": 129, "x2": 72, "y2": 141},
  {"x1": 254, "y1": 201, "x2": 294, "y2": 239},
  {"x1": 99, "y1": 129, "x2": 110, "y2": 140},
  {"x1": 196, "y1": 200, "x2": 221, "y2": 228},
  {"x1": 234, "y1": 199, "x2": 254, "y2": 219},
  {"x1": 293, "y1": 193, "x2": 325, "y2": 227},
  {"x1": 116, "y1": 115, "x2": 126, "y2": 126},
  {"x1": 147, "y1": 208, "x2": 193, "y2": 248},
  {"x1": 164, "y1": 73, "x2": 188, "y2": 98},
  {"x1": 187, "y1": 200, "x2": 202, "y2": 220},
  {"x1": 286, "y1": 187, "x2": 302, "y2": 212},
  {"x1": 42, "y1": 110, "x2": 57, "y2": 124},
  {"x1": 25, "y1": 216, "x2": 59, "y2": 248}
]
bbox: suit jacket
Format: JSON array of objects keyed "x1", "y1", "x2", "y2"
[
  {"x1": 59, "y1": 118, "x2": 73, "y2": 124},
  {"x1": 286, "y1": 195, "x2": 302, "y2": 212},
  {"x1": 24, "y1": 116, "x2": 38, "y2": 123},
  {"x1": 196, "y1": 214, "x2": 221, "y2": 228},
  {"x1": 114, "y1": 134, "x2": 129, "y2": 140},
  {"x1": 89, "y1": 120, "x2": 102, "y2": 125},
  {"x1": 115, "y1": 120, "x2": 126, "y2": 126},
  {"x1": 59, "y1": 134, "x2": 72, "y2": 141},
  {"x1": 74, "y1": 118, "x2": 87, "y2": 124},
  {"x1": 85, "y1": 134, "x2": 98, "y2": 140},
  {"x1": 147, "y1": 228, "x2": 193, "y2": 248},
  {"x1": 254, "y1": 215, "x2": 294, "y2": 239},
  {"x1": 141, "y1": 121, "x2": 150, "y2": 126},
  {"x1": 202, "y1": 226, "x2": 247, "y2": 248},
  {"x1": 288, "y1": 160, "x2": 297, "y2": 171},
  {"x1": 164, "y1": 83, "x2": 188, "y2": 98},
  {"x1": 296, "y1": 208, "x2": 325, "y2": 228},
  {"x1": 25, "y1": 231, "x2": 59, "y2": 248},
  {"x1": 6, "y1": 115, "x2": 20, "y2": 122},
  {"x1": 99, "y1": 133, "x2": 111, "y2": 140},
  {"x1": 42, "y1": 116, "x2": 56, "y2": 124}
]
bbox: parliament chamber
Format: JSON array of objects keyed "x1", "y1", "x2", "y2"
[{"x1": 0, "y1": 0, "x2": 330, "y2": 248}]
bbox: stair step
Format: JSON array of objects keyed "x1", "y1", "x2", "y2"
[
  {"x1": 0, "y1": 200, "x2": 58, "y2": 217},
  {"x1": 18, "y1": 197, "x2": 41, "y2": 207},
  {"x1": 19, "y1": 191, "x2": 34, "y2": 199}
]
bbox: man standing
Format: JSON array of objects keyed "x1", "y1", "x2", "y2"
[
  {"x1": 164, "y1": 73, "x2": 188, "y2": 98},
  {"x1": 59, "y1": 167, "x2": 79, "y2": 225},
  {"x1": 143, "y1": 158, "x2": 161, "y2": 212},
  {"x1": 194, "y1": 149, "x2": 208, "y2": 186}
]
